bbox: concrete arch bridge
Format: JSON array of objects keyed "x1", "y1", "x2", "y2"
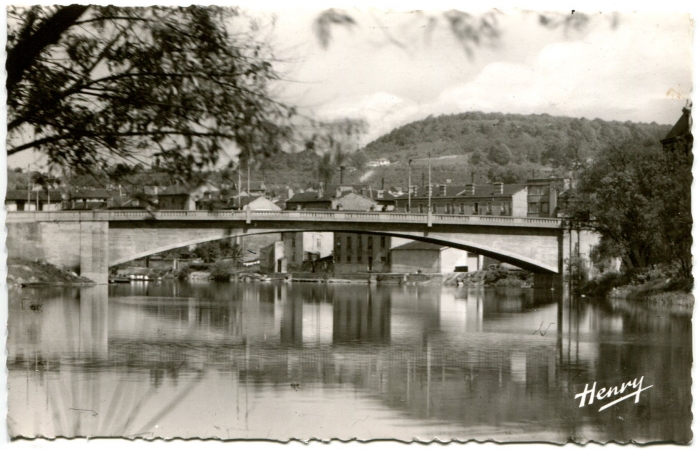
[{"x1": 6, "y1": 210, "x2": 567, "y2": 288}]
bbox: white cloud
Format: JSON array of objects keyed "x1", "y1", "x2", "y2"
[{"x1": 434, "y1": 13, "x2": 693, "y2": 123}]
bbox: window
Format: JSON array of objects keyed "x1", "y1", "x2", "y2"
[
  {"x1": 357, "y1": 255, "x2": 362, "y2": 262},
  {"x1": 291, "y1": 238, "x2": 296, "y2": 247},
  {"x1": 459, "y1": 203, "x2": 465, "y2": 214},
  {"x1": 380, "y1": 256, "x2": 387, "y2": 262},
  {"x1": 419, "y1": 204, "x2": 425, "y2": 213},
  {"x1": 346, "y1": 254, "x2": 351, "y2": 262},
  {"x1": 473, "y1": 203, "x2": 479, "y2": 214},
  {"x1": 335, "y1": 253, "x2": 341, "y2": 262},
  {"x1": 528, "y1": 185, "x2": 549, "y2": 196},
  {"x1": 486, "y1": 203, "x2": 492, "y2": 214},
  {"x1": 346, "y1": 237, "x2": 352, "y2": 250},
  {"x1": 528, "y1": 202, "x2": 539, "y2": 213},
  {"x1": 380, "y1": 236, "x2": 386, "y2": 249},
  {"x1": 501, "y1": 202, "x2": 509, "y2": 215},
  {"x1": 432, "y1": 204, "x2": 437, "y2": 213},
  {"x1": 368, "y1": 237, "x2": 373, "y2": 250},
  {"x1": 405, "y1": 204, "x2": 410, "y2": 212},
  {"x1": 446, "y1": 203, "x2": 452, "y2": 214},
  {"x1": 541, "y1": 202, "x2": 550, "y2": 214}
]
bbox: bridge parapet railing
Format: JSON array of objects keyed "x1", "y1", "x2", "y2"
[{"x1": 6, "y1": 210, "x2": 564, "y2": 228}]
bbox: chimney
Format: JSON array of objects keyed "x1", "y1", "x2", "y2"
[
  {"x1": 381, "y1": 178, "x2": 385, "y2": 190},
  {"x1": 360, "y1": 187, "x2": 369, "y2": 197},
  {"x1": 411, "y1": 185, "x2": 418, "y2": 196},
  {"x1": 339, "y1": 166, "x2": 345, "y2": 184},
  {"x1": 424, "y1": 185, "x2": 432, "y2": 196},
  {"x1": 465, "y1": 184, "x2": 475, "y2": 195},
  {"x1": 318, "y1": 182, "x2": 325, "y2": 199},
  {"x1": 494, "y1": 182, "x2": 504, "y2": 195},
  {"x1": 287, "y1": 186, "x2": 294, "y2": 199},
  {"x1": 377, "y1": 190, "x2": 384, "y2": 199},
  {"x1": 439, "y1": 185, "x2": 447, "y2": 196}
]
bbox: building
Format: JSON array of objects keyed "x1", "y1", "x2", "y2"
[
  {"x1": 285, "y1": 184, "x2": 380, "y2": 211},
  {"x1": 367, "y1": 158, "x2": 390, "y2": 167},
  {"x1": 236, "y1": 196, "x2": 282, "y2": 211},
  {"x1": 260, "y1": 241, "x2": 286, "y2": 273},
  {"x1": 390, "y1": 241, "x2": 478, "y2": 274},
  {"x1": 661, "y1": 105, "x2": 692, "y2": 157},
  {"x1": 395, "y1": 183, "x2": 527, "y2": 216},
  {"x1": 525, "y1": 178, "x2": 570, "y2": 218},
  {"x1": 60, "y1": 188, "x2": 113, "y2": 210},
  {"x1": 229, "y1": 182, "x2": 267, "y2": 206},
  {"x1": 156, "y1": 185, "x2": 195, "y2": 210},
  {"x1": 333, "y1": 233, "x2": 392, "y2": 274},
  {"x1": 5, "y1": 190, "x2": 63, "y2": 211},
  {"x1": 282, "y1": 231, "x2": 334, "y2": 270}
]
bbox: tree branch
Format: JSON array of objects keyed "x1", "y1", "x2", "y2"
[{"x1": 6, "y1": 4, "x2": 89, "y2": 96}]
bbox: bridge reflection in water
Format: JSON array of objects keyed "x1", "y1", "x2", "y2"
[{"x1": 7, "y1": 282, "x2": 691, "y2": 442}]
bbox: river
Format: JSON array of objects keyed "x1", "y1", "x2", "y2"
[{"x1": 7, "y1": 282, "x2": 692, "y2": 443}]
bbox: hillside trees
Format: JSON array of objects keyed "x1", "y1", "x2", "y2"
[
  {"x1": 7, "y1": 5, "x2": 294, "y2": 180},
  {"x1": 487, "y1": 143, "x2": 512, "y2": 165}
]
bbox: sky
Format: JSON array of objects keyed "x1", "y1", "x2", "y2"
[
  {"x1": 266, "y1": 8, "x2": 693, "y2": 146},
  {"x1": 4, "y1": 2, "x2": 695, "y2": 169}
]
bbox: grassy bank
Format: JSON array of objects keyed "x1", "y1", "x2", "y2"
[{"x1": 7, "y1": 257, "x2": 94, "y2": 286}]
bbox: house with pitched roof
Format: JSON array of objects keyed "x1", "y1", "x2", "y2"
[
  {"x1": 661, "y1": 105, "x2": 692, "y2": 158},
  {"x1": 5, "y1": 190, "x2": 63, "y2": 211},
  {"x1": 285, "y1": 184, "x2": 379, "y2": 211}
]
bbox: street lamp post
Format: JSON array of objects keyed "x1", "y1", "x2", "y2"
[{"x1": 408, "y1": 159, "x2": 412, "y2": 211}]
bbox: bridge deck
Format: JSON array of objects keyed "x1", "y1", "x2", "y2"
[{"x1": 7, "y1": 210, "x2": 564, "y2": 228}]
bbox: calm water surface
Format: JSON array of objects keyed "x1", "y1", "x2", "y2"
[{"x1": 7, "y1": 282, "x2": 692, "y2": 442}]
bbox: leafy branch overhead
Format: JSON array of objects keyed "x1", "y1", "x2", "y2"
[
  {"x1": 313, "y1": 9, "x2": 609, "y2": 57},
  {"x1": 7, "y1": 5, "x2": 295, "y2": 179}
]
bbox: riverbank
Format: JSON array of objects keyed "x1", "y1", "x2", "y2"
[
  {"x1": 169, "y1": 265, "x2": 530, "y2": 286},
  {"x1": 580, "y1": 274, "x2": 693, "y2": 317},
  {"x1": 6, "y1": 257, "x2": 94, "y2": 287}
]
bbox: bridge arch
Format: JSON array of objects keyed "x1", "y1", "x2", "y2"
[{"x1": 109, "y1": 228, "x2": 559, "y2": 273}]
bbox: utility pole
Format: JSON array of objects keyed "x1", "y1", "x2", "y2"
[
  {"x1": 408, "y1": 159, "x2": 412, "y2": 211},
  {"x1": 247, "y1": 156, "x2": 251, "y2": 201},
  {"x1": 27, "y1": 164, "x2": 30, "y2": 209},
  {"x1": 428, "y1": 153, "x2": 432, "y2": 213},
  {"x1": 237, "y1": 159, "x2": 242, "y2": 209}
]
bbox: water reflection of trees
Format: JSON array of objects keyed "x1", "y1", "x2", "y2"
[{"x1": 7, "y1": 283, "x2": 692, "y2": 442}]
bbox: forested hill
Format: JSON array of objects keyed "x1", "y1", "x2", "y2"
[
  {"x1": 362, "y1": 111, "x2": 672, "y2": 168},
  {"x1": 10, "y1": 111, "x2": 673, "y2": 192}
]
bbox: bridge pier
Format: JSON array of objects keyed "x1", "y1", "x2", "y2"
[
  {"x1": 80, "y1": 221, "x2": 109, "y2": 284},
  {"x1": 533, "y1": 273, "x2": 564, "y2": 290}
]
